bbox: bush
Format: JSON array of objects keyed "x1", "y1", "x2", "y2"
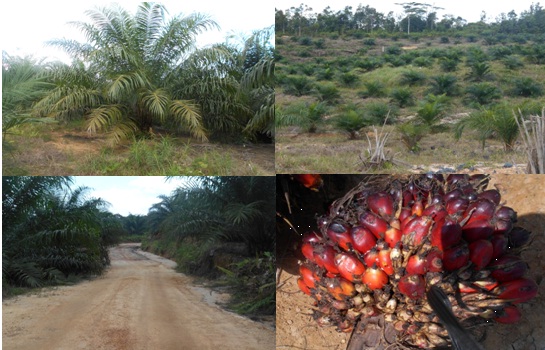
[
  {"x1": 282, "y1": 75, "x2": 314, "y2": 96},
  {"x1": 465, "y1": 83, "x2": 502, "y2": 106},
  {"x1": 334, "y1": 108, "x2": 373, "y2": 139},
  {"x1": 316, "y1": 67, "x2": 335, "y2": 81},
  {"x1": 466, "y1": 61, "x2": 493, "y2": 82},
  {"x1": 412, "y1": 56, "x2": 434, "y2": 68},
  {"x1": 440, "y1": 36, "x2": 450, "y2": 44},
  {"x1": 299, "y1": 37, "x2": 313, "y2": 46},
  {"x1": 386, "y1": 45, "x2": 402, "y2": 55},
  {"x1": 416, "y1": 96, "x2": 448, "y2": 128},
  {"x1": 440, "y1": 58, "x2": 459, "y2": 72},
  {"x1": 390, "y1": 87, "x2": 415, "y2": 107},
  {"x1": 365, "y1": 101, "x2": 398, "y2": 124},
  {"x1": 314, "y1": 38, "x2": 326, "y2": 49},
  {"x1": 314, "y1": 82, "x2": 341, "y2": 104},
  {"x1": 338, "y1": 72, "x2": 359, "y2": 87},
  {"x1": 363, "y1": 38, "x2": 376, "y2": 46},
  {"x1": 355, "y1": 57, "x2": 383, "y2": 71},
  {"x1": 400, "y1": 70, "x2": 427, "y2": 86},
  {"x1": 276, "y1": 102, "x2": 329, "y2": 133},
  {"x1": 397, "y1": 122, "x2": 430, "y2": 153},
  {"x1": 429, "y1": 74, "x2": 459, "y2": 96},
  {"x1": 360, "y1": 81, "x2": 386, "y2": 98},
  {"x1": 502, "y1": 55, "x2": 524, "y2": 70},
  {"x1": 510, "y1": 77, "x2": 544, "y2": 97}
]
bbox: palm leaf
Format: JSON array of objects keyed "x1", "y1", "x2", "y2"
[{"x1": 169, "y1": 99, "x2": 208, "y2": 141}]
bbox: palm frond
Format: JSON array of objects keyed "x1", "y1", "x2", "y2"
[
  {"x1": 142, "y1": 88, "x2": 170, "y2": 121},
  {"x1": 169, "y1": 99, "x2": 208, "y2": 141}
]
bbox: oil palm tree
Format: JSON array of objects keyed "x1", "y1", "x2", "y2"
[{"x1": 35, "y1": 3, "x2": 227, "y2": 143}]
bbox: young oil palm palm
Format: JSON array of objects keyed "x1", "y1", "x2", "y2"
[{"x1": 36, "y1": 3, "x2": 227, "y2": 143}]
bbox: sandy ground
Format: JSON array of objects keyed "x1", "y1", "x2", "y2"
[
  {"x1": 2, "y1": 243, "x2": 275, "y2": 350},
  {"x1": 276, "y1": 175, "x2": 545, "y2": 350}
]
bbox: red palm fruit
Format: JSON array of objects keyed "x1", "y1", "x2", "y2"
[
  {"x1": 398, "y1": 207, "x2": 411, "y2": 224},
  {"x1": 446, "y1": 174, "x2": 468, "y2": 186},
  {"x1": 490, "y1": 233, "x2": 508, "y2": 259},
  {"x1": 299, "y1": 264, "x2": 319, "y2": 288},
  {"x1": 313, "y1": 244, "x2": 339, "y2": 274},
  {"x1": 428, "y1": 193, "x2": 443, "y2": 206},
  {"x1": 400, "y1": 213, "x2": 417, "y2": 232},
  {"x1": 443, "y1": 243, "x2": 470, "y2": 271},
  {"x1": 384, "y1": 226, "x2": 402, "y2": 248},
  {"x1": 507, "y1": 227, "x2": 531, "y2": 249},
  {"x1": 460, "y1": 183, "x2": 477, "y2": 199},
  {"x1": 398, "y1": 274, "x2": 426, "y2": 299},
  {"x1": 495, "y1": 206, "x2": 517, "y2": 222},
  {"x1": 301, "y1": 242, "x2": 316, "y2": 261},
  {"x1": 426, "y1": 248, "x2": 443, "y2": 272},
  {"x1": 446, "y1": 197, "x2": 469, "y2": 215},
  {"x1": 494, "y1": 218, "x2": 513, "y2": 235},
  {"x1": 411, "y1": 199, "x2": 424, "y2": 216},
  {"x1": 363, "y1": 248, "x2": 379, "y2": 267},
  {"x1": 493, "y1": 278, "x2": 538, "y2": 304},
  {"x1": 359, "y1": 211, "x2": 389, "y2": 239},
  {"x1": 489, "y1": 255, "x2": 528, "y2": 282},
  {"x1": 458, "y1": 280, "x2": 498, "y2": 293},
  {"x1": 362, "y1": 264, "x2": 388, "y2": 290},
  {"x1": 297, "y1": 277, "x2": 312, "y2": 295},
  {"x1": 422, "y1": 202, "x2": 448, "y2": 221},
  {"x1": 367, "y1": 192, "x2": 394, "y2": 220},
  {"x1": 431, "y1": 216, "x2": 462, "y2": 251},
  {"x1": 378, "y1": 246, "x2": 394, "y2": 275},
  {"x1": 402, "y1": 215, "x2": 433, "y2": 246},
  {"x1": 402, "y1": 189, "x2": 414, "y2": 207},
  {"x1": 443, "y1": 188, "x2": 463, "y2": 203},
  {"x1": 469, "y1": 174, "x2": 490, "y2": 191},
  {"x1": 292, "y1": 174, "x2": 323, "y2": 191},
  {"x1": 465, "y1": 198, "x2": 496, "y2": 224},
  {"x1": 478, "y1": 189, "x2": 501, "y2": 205},
  {"x1": 350, "y1": 226, "x2": 376, "y2": 254},
  {"x1": 495, "y1": 305, "x2": 522, "y2": 324},
  {"x1": 326, "y1": 277, "x2": 356, "y2": 300},
  {"x1": 406, "y1": 254, "x2": 428, "y2": 275},
  {"x1": 334, "y1": 252, "x2": 365, "y2": 282},
  {"x1": 327, "y1": 222, "x2": 353, "y2": 250},
  {"x1": 468, "y1": 239, "x2": 493, "y2": 270},
  {"x1": 462, "y1": 218, "x2": 494, "y2": 242},
  {"x1": 302, "y1": 231, "x2": 323, "y2": 244}
]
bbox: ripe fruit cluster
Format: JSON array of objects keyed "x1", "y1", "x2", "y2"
[{"x1": 297, "y1": 174, "x2": 537, "y2": 348}]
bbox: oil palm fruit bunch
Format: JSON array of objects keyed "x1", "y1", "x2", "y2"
[{"x1": 297, "y1": 174, "x2": 537, "y2": 349}]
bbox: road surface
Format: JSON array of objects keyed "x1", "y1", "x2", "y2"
[{"x1": 2, "y1": 244, "x2": 275, "y2": 350}]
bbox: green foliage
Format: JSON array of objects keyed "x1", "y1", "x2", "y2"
[
  {"x1": 276, "y1": 102, "x2": 329, "y2": 133},
  {"x1": 334, "y1": 108, "x2": 373, "y2": 139},
  {"x1": 360, "y1": 81, "x2": 387, "y2": 98},
  {"x1": 338, "y1": 72, "x2": 359, "y2": 87},
  {"x1": 363, "y1": 38, "x2": 376, "y2": 46},
  {"x1": 386, "y1": 46, "x2": 402, "y2": 55},
  {"x1": 299, "y1": 37, "x2": 313, "y2": 46},
  {"x1": 390, "y1": 87, "x2": 415, "y2": 107},
  {"x1": 465, "y1": 83, "x2": 502, "y2": 106},
  {"x1": 439, "y1": 58, "x2": 459, "y2": 72},
  {"x1": 416, "y1": 95, "x2": 448, "y2": 128},
  {"x1": 282, "y1": 75, "x2": 314, "y2": 96},
  {"x1": 397, "y1": 122, "x2": 430, "y2": 153},
  {"x1": 466, "y1": 61, "x2": 493, "y2": 82},
  {"x1": 2, "y1": 177, "x2": 118, "y2": 292},
  {"x1": 400, "y1": 70, "x2": 427, "y2": 86},
  {"x1": 455, "y1": 106, "x2": 519, "y2": 151},
  {"x1": 429, "y1": 74, "x2": 459, "y2": 96},
  {"x1": 502, "y1": 55, "x2": 524, "y2": 70},
  {"x1": 365, "y1": 102, "x2": 398, "y2": 125},
  {"x1": 440, "y1": 36, "x2": 450, "y2": 44},
  {"x1": 314, "y1": 82, "x2": 341, "y2": 104},
  {"x1": 356, "y1": 57, "x2": 384, "y2": 71},
  {"x1": 510, "y1": 77, "x2": 544, "y2": 97},
  {"x1": 412, "y1": 56, "x2": 434, "y2": 68}
]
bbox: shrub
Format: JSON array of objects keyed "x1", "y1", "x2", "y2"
[
  {"x1": 282, "y1": 75, "x2": 313, "y2": 96},
  {"x1": 510, "y1": 77, "x2": 544, "y2": 97},
  {"x1": 363, "y1": 38, "x2": 376, "y2": 46},
  {"x1": 416, "y1": 100, "x2": 446, "y2": 129},
  {"x1": 400, "y1": 70, "x2": 427, "y2": 86},
  {"x1": 502, "y1": 55, "x2": 524, "y2": 70},
  {"x1": 390, "y1": 87, "x2": 415, "y2": 107},
  {"x1": 429, "y1": 74, "x2": 459, "y2": 96},
  {"x1": 365, "y1": 101, "x2": 398, "y2": 124},
  {"x1": 412, "y1": 56, "x2": 434, "y2": 68},
  {"x1": 314, "y1": 38, "x2": 326, "y2": 49},
  {"x1": 397, "y1": 122, "x2": 430, "y2": 153},
  {"x1": 440, "y1": 36, "x2": 450, "y2": 44},
  {"x1": 316, "y1": 67, "x2": 335, "y2": 81},
  {"x1": 466, "y1": 61, "x2": 493, "y2": 82},
  {"x1": 334, "y1": 109, "x2": 373, "y2": 139},
  {"x1": 314, "y1": 82, "x2": 341, "y2": 104},
  {"x1": 386, "y1": 45, "x2": 402, "y2": 55},
  {"x1": 298, "y1": 49, "x2": 311, "y2": 57},
  {"x1": 275, "y1": 102, "x2": 329, "y2": 133},
  {"x1": 465, "y1": 83, "x2": 502, "y2": 106},
  {"x1": 355, "y1": 57, "x2": 383, "y2": 71},
  {"x1": 466, "y1": 47, "x2": 489, "y2": 65},
  {"x1": 338, "y1": 72, "x2": 359, "y2": 87},
  {"x1": 299, "y1": 37, "x2": 313, "y2": 46},
  {"x1": 440, "y1": 58, "x2": 459, "y2": 72},
  {"x1": 360, "y1": 81, "x2": 386, "y2": 98}
]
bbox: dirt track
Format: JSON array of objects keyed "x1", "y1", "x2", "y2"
[{"x1": 2, "y1": 244, "x2": 274, "y2": 350}]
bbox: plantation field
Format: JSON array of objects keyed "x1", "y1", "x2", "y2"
[
  {"x1": 276, "y1": 34, "x2": 545, "y2": 173},
  {"x1": 3, "y1": 123, "x2": 274, "y2": 176}
]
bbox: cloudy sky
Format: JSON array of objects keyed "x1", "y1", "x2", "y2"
[
  {"x1": 275, "y1": 0, "x2": 537, "y2": 24},
  {"x1": 71, "y1": 176, "x2": 188, "y2": 216},
  {"x1": 1, "y1": 1, "x2": 274, "y2": 62}
]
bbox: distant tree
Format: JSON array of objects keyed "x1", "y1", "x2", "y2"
[{"x1": 395, "y1": 2, "x2": 431, "y2": 34}]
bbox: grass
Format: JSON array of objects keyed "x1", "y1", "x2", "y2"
[{"x1": 2, "y1": 124, "x2": 273, "y2": 175}]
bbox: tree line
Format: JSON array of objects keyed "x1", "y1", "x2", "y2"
[{"x1": 275, "y1": 2, "x2": 545, "y2": 37}]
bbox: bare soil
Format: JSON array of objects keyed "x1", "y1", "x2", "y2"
[
  {"x1": 276, "y1": 175, "x2": 545, "y2": 350},
  {"x1": 3, "y1": 244, "x2": 275, "y2": 350}
]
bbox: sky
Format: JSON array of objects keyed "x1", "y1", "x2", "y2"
[
  {"x1": 1, "y1": 1, "x2": 274, "y2": 63},
  {"x1": 275, "y1": 0, "x2": 538, "y2": 24},
  {"x1": 71, "y1": 176, "x2": 188, "y2": 216}
]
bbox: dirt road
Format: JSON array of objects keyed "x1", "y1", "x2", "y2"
[{"x1": 2, "y1": 244, "x2": 275, "y2": 350}]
